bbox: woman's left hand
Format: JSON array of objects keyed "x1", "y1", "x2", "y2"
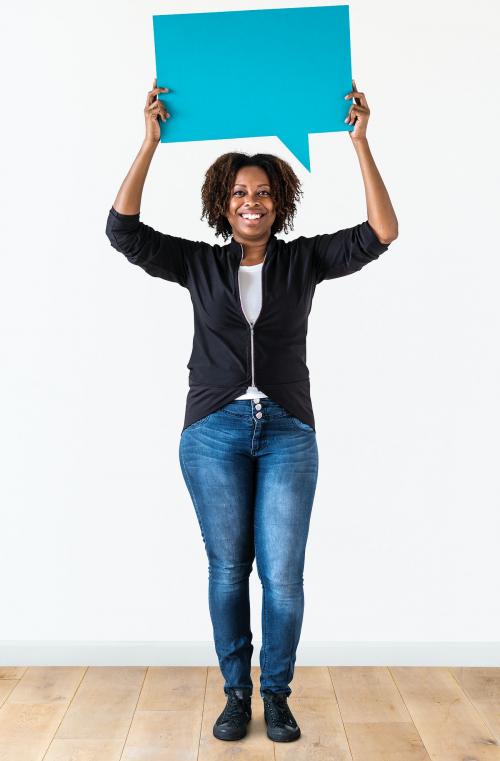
[{"x1": 344, "y1": 79, "x2": 370, "y2": 141}]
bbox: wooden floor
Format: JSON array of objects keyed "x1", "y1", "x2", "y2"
[{"x1": 0, "y1": 665, "x2": 499, "y2": 759}]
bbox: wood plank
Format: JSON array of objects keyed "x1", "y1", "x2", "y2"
[
  {"x1": 121, "y1": 709, "x2": 201, "y2": 761},
  {"x1": 0, "y1": 668, "x2": 27, "y2": 680},
  {"x1": 8, "y1": 666, "x2": 86, "y2": 704},
  {"x1": 120, "y1": 667, "x2": 206, "y2": 760},
  {"x1": 43, "y1": 738, "x2": 124, "y2": 761},
  {"x1": 330, "y1": 666, "x2": 410, "y2": 723},
  {"x1": 0, "y1": 667, "x2": 86, "y2": 761},
  {"x1": 0, "y1": 703, "x2": 67, "y2": 761},
  {"x1": 450, "y1": 668, "x2": 500, "y2": 743},
  {"x1": 330, "y1": 666, "x2": 431, "y2": 760},
  {"x1": 287, "y1": 665, "x2": 339, "y2": 698},
  {"x1": 391, "y1": 666, "x2": 500, "y2": 759},
  {"x1": 55, "y1": 667, "x2": 146, "y2": 741},
  {"x1": 136, "y1": 666, "x2": 206, "y2": 710},
  {"x1": 0, "y1": 680, "x2": 19, "y2": 707}
]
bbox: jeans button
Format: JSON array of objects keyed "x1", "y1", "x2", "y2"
[
  {"x1": 256, "y1": 411, "x2": 263, "y2": 419},
  {"x1": 255, "y1": 403, "x2": 262, "y2": 410}
]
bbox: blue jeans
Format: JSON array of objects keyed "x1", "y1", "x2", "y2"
[{"x1": 178, "y1": 398, "x2": 319, "y2": 698}]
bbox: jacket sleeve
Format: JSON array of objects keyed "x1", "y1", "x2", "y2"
[
  {"x1": 312, "y1": 220, "x2": 391, "y2": 283},
  {"x1": 105, "y1": 206, "x2": 198, "y2": 288}
]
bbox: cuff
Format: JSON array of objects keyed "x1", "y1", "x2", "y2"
[
  {"x1": 109, "y1": 206, "x2": 140, "y2": 221},
  {"x1": 361, "y1": 220, "x2": 390, "y2": 255}
]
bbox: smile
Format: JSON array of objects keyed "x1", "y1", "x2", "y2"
[{"x1": 240, "y1": 213, "x2": 265, "y2": 224}]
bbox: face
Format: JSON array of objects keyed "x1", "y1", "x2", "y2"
[{"x1": 226, "y1": 165, "x2": 277, "y2": 243}]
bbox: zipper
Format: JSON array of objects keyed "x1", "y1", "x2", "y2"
[{"x1": 237, "y1": 242, "x2": 267, "y2": 388}]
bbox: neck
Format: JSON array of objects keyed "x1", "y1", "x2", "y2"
[{"x1": 232, "y1": 232, "x2": 271, "y2": 258}]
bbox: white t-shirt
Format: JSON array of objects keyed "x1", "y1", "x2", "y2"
[{"x1": 233, "y1": 262, "x2": 269, "y2": 401}]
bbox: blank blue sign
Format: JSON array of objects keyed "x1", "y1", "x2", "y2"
[{"x1": 152, "y1": 5, "x2": 354, "y2": 172}]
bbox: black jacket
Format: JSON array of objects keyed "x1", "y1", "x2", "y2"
[{"x1": 105, "y1": 206, "x2": 391, "y2": 433}]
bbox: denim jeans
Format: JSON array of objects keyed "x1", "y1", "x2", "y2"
[{"x1": 178, "y1": 397, "x2": 319, "y2": 698}]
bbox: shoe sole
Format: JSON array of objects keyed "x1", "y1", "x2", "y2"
[
  {"x1": 266, "y1": 724, "x2": 301, "y2": 742},
  {"x1": 213, "y1": 717, "x2": 251, "y2": 741}
]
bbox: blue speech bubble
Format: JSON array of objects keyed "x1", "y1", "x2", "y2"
[{"x1": 152, "y1": 5, "x2": 354, "y2": 172}]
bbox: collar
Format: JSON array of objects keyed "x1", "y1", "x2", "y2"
[{"x1": 228, "y1": 233, "x2": 278, "y2": 259}]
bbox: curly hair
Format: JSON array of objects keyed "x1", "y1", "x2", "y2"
[{"x1": 200, "y1": 152, "x2": 303, "y2": 241}]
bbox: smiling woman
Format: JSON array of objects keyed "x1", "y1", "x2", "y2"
[
  {"x1": 200, "y1": 152, "x2": 303, "y2": 249},
  {"x1": 105, "y1": 79, "x2": 397, "y2": 743}
]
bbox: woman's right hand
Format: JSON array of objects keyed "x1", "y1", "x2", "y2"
[{"x1": 144, "y1": 77, "x2": 170, "y2": 144}]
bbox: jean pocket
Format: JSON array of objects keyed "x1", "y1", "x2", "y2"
[
  {"x1": 183, "y1": 413, "x2": 213, "y2": 433},
  {"x1": 290, "y1": 416, "x2": 315, "y2": 433}
]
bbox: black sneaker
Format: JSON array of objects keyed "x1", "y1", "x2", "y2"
[
  {"x1": 262, "y1": 691, "x2": 301, "y2": 742},
  {"x1": 213, "y1": 687, "x2": 252, "y2": 741}
]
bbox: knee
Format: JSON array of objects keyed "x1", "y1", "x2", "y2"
[
  {"x1": 260, "y1": 573, "x2": 304, "y2": 600},
  {"x1": 209, "y1": 558, "x2": 254, "y2": 586}
]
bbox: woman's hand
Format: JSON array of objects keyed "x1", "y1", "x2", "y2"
[
  {"x1": 344, "y1": 79, "x2": 370, "y2": 142},
  {"x1": 144, "y1": 77, "x2": 171, "y2": 144}
]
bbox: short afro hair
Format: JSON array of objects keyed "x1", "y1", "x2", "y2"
[{"x1": 200, "y1": 152, "x2": 303, "y2": 241}]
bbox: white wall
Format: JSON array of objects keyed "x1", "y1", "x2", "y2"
[{"x1": 1, "y1": 0, "x2": 499, "y2": 664}]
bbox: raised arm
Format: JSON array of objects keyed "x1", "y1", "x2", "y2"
[
  {"x1": 345, "y1": 79, "x2": 399, "y2": 244},
  {"x1": 105, "y1": 78, "x2": 199, "y2": 288},
  {"x1": 113, "y1": 77, "x2": 170, "y2": 215},
  {"x1": 312, "y1": 80, "x2": 398, "y2": 284}
]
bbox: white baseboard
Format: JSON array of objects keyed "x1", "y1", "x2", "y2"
[{"x1": 0, "y1": 641, "x2": 499, "y2": 667}]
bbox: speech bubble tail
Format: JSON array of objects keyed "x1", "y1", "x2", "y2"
[{"x1": 277, "y1": 131, "x2": 311, "y2": 173}]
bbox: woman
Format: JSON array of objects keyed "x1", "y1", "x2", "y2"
[{"x1": 105, "y1": 77, "x2": 398, "y2": 744}]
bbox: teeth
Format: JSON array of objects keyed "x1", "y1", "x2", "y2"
[{"x1": 241, "y1": 214, "x2": 262, "y2": 219}]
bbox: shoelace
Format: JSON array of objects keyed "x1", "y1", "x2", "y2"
[
  {"x1": 218, "y1": 692, "x2": 250, "y2": 727},
  {"x1": 264, "y1": 694, "x2": 297, "y2": 728}
]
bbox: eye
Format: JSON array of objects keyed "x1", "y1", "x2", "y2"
[{"x1": 232, "y1": 190, "x2": 271, "y2": 196}]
